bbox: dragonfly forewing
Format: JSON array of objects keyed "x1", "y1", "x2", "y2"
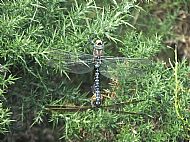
[
  {"x1": 47, "y1": 49, "x2": 95, "y2": 74},
  {"x1": 99, "y1": 57, "x2": 153, "y2": 79},
  {"x1": 47, "y1": 48, "x2": 153, "y2": 77}
]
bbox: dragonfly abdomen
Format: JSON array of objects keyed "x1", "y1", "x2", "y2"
[{"x1": 93, "y1": 62, "x2": 102, "y2": 107}]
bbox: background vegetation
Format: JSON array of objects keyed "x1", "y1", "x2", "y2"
[{"x1": 0, "y1": 0, "x2": 190, "y2": 141}]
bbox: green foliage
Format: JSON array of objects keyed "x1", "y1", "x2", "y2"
[
  {"x1": 0, "y1": 103, "x2": 12, "y2": 133},
  {"x1": 120, "y1": 31, "x2": 163, "y2": 58},
  {"x1": 0, "y1": 0, "x2": 190, "y2": 141},
  {"x1": 0, "y1": 65, "x2": 16, "y2": 133}
]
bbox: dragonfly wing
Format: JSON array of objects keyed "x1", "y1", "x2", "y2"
[
  {"x1": 46, "y1": 105, "x2": 94, "y2": 112},
  {"x1": 100, "y1": 56, "x2": 153, "y2": 79},
  {"x1": 47, "y1": 49, "x2": 94, "y2": 74}
]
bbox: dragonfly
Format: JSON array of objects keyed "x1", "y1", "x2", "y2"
[{"x1": 46, "y1": 39, "x2": 152, "y2": 112}]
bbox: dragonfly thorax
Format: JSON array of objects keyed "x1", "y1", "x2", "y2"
[
  {"x1": 93, "y1": 49, "x2": 103, "y2": 57},
  {"x1": 95, "y1": 64, "x2": 100, "y2": 68}
]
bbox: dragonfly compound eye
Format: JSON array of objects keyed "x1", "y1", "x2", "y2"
[
  {"x1": 96, "y1": 40, "x2": 102, "y2": 45},
  {"x1": 94, "y1": 40, "x2": 104, "y2": 50}
]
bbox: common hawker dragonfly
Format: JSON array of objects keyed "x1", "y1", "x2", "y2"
[{"x1": 45, "y1": 39, "x2": 153, "y2": 113}]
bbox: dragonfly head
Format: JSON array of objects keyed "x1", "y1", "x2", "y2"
[{"x1": 94, "y1": 40, "x2": 104, "y2": 50}]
